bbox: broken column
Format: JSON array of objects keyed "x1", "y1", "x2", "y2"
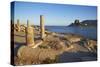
[
  {"x1": 16, "y1": 19, "x2": 20, "y2": 32},
  {"x1": 26, "y1": 20, "x2": 35, "y2": 47},
  {"x1": 40, "y1": 15, "x2": 45, "y2": 40}
]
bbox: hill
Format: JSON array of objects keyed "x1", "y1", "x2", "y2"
[{"x1": 68, "y1": 20, "x2": 97, "y2": 27}]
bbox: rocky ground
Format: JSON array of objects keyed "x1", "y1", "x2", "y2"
[{"x1": 13, "y1": 25, "x2": 97, "y2": 66}]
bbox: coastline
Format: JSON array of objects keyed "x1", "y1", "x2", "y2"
[{"x1": 13, "y1": 24, "x2": 97, "y2": 65}]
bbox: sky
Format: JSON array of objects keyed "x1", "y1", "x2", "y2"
[{"x1": 11, "y1": 1, "x2": 97, "y2": 26}]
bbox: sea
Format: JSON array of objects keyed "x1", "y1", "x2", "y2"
[
  {"x1": 45, "y1": 26, "x2": 97, "y2": 40},
  {"x1": 45, "y1": 26, "x2": 97, "y2": 62}
]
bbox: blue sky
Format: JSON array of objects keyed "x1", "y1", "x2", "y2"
[{"x1": 11, "y1": 1, "x2": 97, "y2": 26}]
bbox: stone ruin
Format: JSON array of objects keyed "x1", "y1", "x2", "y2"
[
  {"x1": 40, "y1": 15, "x2": 45, "y2": 41},
  {"x1": 26, "y1": 20, "x2": 35, "y2": 47},
  {"x1": 15, "y1": 19, "x2": 20, "y2": 32},
  {"x1": 14, "y1": 15, "x2": 46, "y2": 48}
]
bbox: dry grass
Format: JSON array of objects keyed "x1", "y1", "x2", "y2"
[
  {"x1": 15, "y1": 46, "x2": 62, "y2": 65},
  {"x1": 13, "y1": 28, "x2": 97, "y2": 65}
]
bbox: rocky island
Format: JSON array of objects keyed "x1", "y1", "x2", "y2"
[{"x1": 68, "y1": 19, "x2": 97, "y2": 27}]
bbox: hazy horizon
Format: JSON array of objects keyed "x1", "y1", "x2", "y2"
[{"x1": 11, "y1": 1, "x2": 97, "y2": 26}]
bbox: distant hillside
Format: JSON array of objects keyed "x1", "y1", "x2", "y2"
[
  {"x1": 68, "y1": 20, "x2": 97, "y2": 27},
  {"x1": 81, "y1": 20, "x2": 97, "y2": 26}
]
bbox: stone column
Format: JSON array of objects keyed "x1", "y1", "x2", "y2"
[
  {"x1": 40, "y1": 15, "x2": 45, "y2": 40},
  {"x1": 16, "y1": 19, "x2": 20, "y2": 32},
  {"x1": 26, "y1": 20, "x2": 35, "y2": 47}
]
